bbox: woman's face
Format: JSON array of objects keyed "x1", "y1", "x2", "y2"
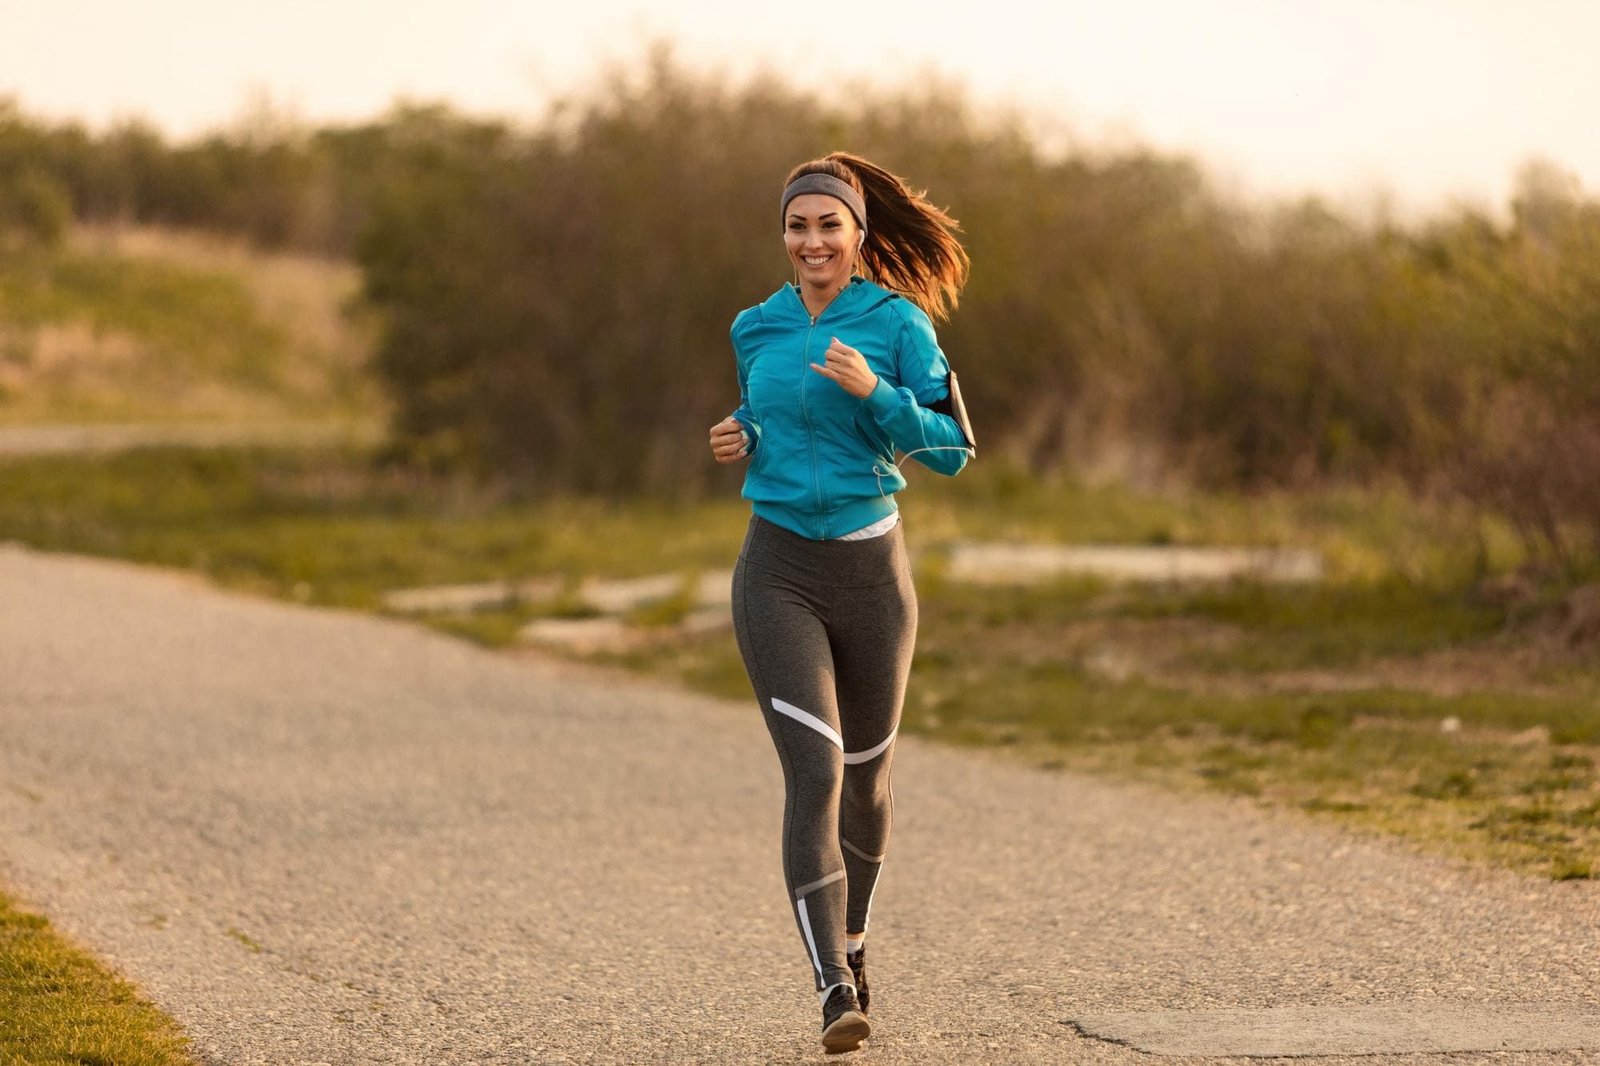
[{"x1": 784, "y1": 193, "x2": 861, "y2": 293}]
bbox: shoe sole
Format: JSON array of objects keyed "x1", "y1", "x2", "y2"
[{"x1": 822, "y1": 1009, "x2": 870, "y2": 1054}]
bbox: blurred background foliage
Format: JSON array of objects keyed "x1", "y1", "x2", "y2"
[{"x1": 2, "y1": 50, "x2": 1597, "y2": 566}]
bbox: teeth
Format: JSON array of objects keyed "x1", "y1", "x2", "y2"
[{"x1": 803, "y1": 256, "x2": 831, "y2": 266}]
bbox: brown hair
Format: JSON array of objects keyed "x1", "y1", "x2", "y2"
[{"x1": 784, "y1": 151, "x2": 970, "y2": 323}]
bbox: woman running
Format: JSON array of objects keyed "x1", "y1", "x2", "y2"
[{"x1": 708, "y1": 150, "x2": 974, "y2": 1054}]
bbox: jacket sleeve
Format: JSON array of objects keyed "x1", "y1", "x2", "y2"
[
  {"x1": 858, "y1": 304, "x2": 971, "y2": 476},
  {"x1": 728, "y1": 315, "x2": 760, "y2": 457}
]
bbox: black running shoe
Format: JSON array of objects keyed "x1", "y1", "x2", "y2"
[
  {"x1": 846, "y1": 946, "x2": 870, "y2": 1014},
  {"x1": 820, "y1": 983, "x2": 870, "y2": 1054}
]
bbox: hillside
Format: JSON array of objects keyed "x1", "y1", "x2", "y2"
[{"x1": 0, "y1": 225, "x2": 384, "y2": 433}]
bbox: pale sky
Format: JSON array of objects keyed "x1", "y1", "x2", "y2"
[{"x1": 3, "y1": 0, "x2": 1596, "y2": 219}]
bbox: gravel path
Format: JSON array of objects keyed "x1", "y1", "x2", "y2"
[{"x1": 2, "y1": 543, "x2": 1598, "y2": 1064}]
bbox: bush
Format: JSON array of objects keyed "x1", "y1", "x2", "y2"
[{"x1": 0, "y1": 167, "x2": 71, "y2": 249}]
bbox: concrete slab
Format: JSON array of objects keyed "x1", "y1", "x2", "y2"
[
  {"x1": 577, "y1": 570, "x2": 733, "y2": 613},
  {"x1": 947, "y1": 543, "x2": 1323, "y2": 585},
  {"x1": 381, "y1": 577, "x2": 562, "y2": 614},
  {"x1": 382, "y1": 570, "x2": 733, "y2": 617},
  {"x1": 680, "y1": 603, "x2": 733, "y2": 635},
  {"x1": 518, "y1": 616, "x2": 636, "y2": 653},
  {"x1": 1068, "y1": 1003, "x2": 1600, "y2": 1057},
  {"x1": 578, "y1": 573, "x2": 685, "y2": 613}
]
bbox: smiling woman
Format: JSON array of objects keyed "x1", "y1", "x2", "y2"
[
  {"x1": 782, "y1": 154, "x2": 968, "y2": 324},
  {"x1": 707, "y1": 150, "x2": 975, "y2": 1056}
]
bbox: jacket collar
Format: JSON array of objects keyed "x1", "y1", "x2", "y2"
[{"x1": 762, "y1": 276, "x2": 892, "y2": 322}]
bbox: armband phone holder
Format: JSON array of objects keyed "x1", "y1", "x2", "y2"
[{"x1": 947, "y1": 371, "x2": 976, "y2": 454}]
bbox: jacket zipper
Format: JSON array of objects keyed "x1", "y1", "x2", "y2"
[{"x1": 800, "y1": 311, "x2": 826, "y2": 534}]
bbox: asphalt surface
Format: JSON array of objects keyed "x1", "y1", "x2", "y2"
[{"x1": 3, "y1": 543, "x2": 1600, "y2": 1065}]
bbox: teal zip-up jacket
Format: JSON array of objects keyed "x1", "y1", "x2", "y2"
[{"x1": 728, "y1": 277, "x2": 972, "y2": 540}]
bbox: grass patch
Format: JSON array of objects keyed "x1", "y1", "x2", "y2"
[
  {"x1": 0, "y1": 226, "x2": 379, "y2": 426},
  {"x1": 909, "y1": 460, "x2": 1532, "y2": 585},
  {"x1": 0, "y1": 446, "x2": 750, "y2": 615},
  {"x1": 0, "y1": 890, "x2": 197, "y2": 1065},
  {"x1": 1111, "y1": 579, "x2": 1509, "y2": 670}
]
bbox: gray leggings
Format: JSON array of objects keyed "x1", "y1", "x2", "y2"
[{"x1": 731, "y1": 515, "x2": 917, "y2": 994}]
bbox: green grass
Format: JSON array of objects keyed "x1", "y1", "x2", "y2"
[
  {"x1": 907, "y1": 459, "x2": 1533, "y2": 585},
  {"x1": 0, "y1": 445, "x2": 750, "y2": 610},
  {"x1": 0, "y1": 247, "x2": 284, "y2": 417},
  {"x1": 1106, "y1": 579, "x2": 1510, "y2": 670},
  {"x1": 0, "y1": 891, "x2": 197, "y2": 1065},
  {"x1": 1, "y1": 249, "x2": 282, "y2": 373}
]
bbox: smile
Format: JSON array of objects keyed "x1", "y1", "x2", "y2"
[{"x1": 802, "y1": 255, "x2": 833, "y2": 266}]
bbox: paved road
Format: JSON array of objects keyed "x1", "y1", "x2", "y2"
[{"x1": 2, "y1": 544, "x2": 1599, "y2": 1064}]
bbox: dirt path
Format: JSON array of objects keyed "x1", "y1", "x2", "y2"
[{"x1": 2, "y1": 544, "x2": 1598, "y2": 1064}]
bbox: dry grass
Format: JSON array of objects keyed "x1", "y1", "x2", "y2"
[
  {"x1": 75, "y1": 224, "x2": 373, "y2": 379},
  {"x1": 0, "y1": 224, "x2": 385, "y2": 428}
]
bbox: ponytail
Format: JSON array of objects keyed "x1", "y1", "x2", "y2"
[{"x1": 782, "y1": 152, "x2": 970, "y2": 323}]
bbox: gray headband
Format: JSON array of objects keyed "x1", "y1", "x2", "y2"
[{"x1": 780, "y1": 173, "x2": 867, "y2": 232}]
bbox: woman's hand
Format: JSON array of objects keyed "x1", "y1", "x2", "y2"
[
  {"x1": 709, "y1": 416, "x2": 749, "y2": 463},
  {"x1": 810, "y1": 337, "x2": 879, "y2": 399}
]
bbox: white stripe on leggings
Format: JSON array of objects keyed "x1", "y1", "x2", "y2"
[
  {"x1": 771, "y1": 698, "x2": 843, "y2": 750},
  {"x1": 862, "y1": 866, "x2": 882, "y2": 933},
  {"x1": 842, "y1": 727, "x2": 897, "y2": 765},
  {"x1": 794, "y1": 869, "x2": 845, "y2": 900},
  {"x1": 841, "y1": 837, "x2": 886, "y2": 864},
  {"x1": 797, "y1": 897, "x2": 824, "y2": 983},
  {"x1": 771, "y1": 699, "x2": 897, "y2": 766}
]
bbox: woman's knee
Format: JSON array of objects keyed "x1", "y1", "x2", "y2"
[
  {"x1": 840, "y1": 763, "x2": 890, "y2": 814},
  {"x1": 784, "y1": 750, "x2": 843, "y2": 799}
]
